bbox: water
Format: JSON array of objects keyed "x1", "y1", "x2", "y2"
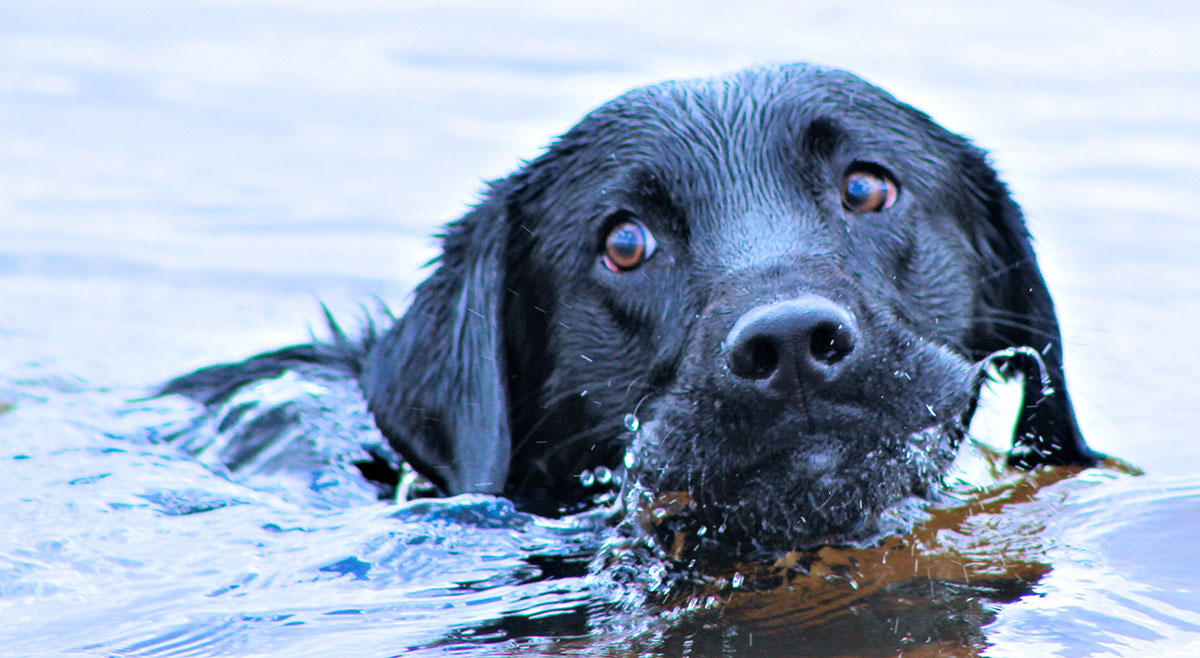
[{"x1": 2, "y1": 1, "x2": 1199, "y2": 655}]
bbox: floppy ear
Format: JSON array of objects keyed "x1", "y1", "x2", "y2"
[
  {"x1": 359, "y1": 186, "x2": 514, "y2": 496},
  {"x1": 963, "y1": 150, "x2": 1101, "y2": 468}
]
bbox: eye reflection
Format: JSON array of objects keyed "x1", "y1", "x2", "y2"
[
  {"x1": 603, "y1": 219, "x2": 657, "y2": 272},
  {"x1": 841, "y1": 165, "x2": 899, "y2": 212}
]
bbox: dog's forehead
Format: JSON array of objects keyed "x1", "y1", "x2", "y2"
[
  {"x1": 572, "y1": 65, "x2": 952, "y2": 169},
  {"x1": 542, "y1": 65, "x2": 965, "y2": 222},
  {"x1": 545, "y1": 66, "x2": 963, "y2": 263}
]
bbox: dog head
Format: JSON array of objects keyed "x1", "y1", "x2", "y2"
[{"x1": 360, "y1": 64, "x2": 1097, "y2": 555}]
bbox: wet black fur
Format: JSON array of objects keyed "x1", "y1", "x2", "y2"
[{"x1": 162, "y1": 64, "x2": 1098, "y2": 554}]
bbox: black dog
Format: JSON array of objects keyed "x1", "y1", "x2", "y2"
[{"x1": 163, "y1": 64, "x2": 1098, "y2": 557}]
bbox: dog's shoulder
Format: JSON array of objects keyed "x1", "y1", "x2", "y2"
[{"x1": 155, "y1": 310, "x2": 411, "y2": 507}]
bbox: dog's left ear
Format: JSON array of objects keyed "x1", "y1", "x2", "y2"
[
  {"x1": 359, "y1": 184, "x2": 516, "y2": 496},
  {"x1": 961, "y1": 147, "x2": 1101, "y2": 468}
]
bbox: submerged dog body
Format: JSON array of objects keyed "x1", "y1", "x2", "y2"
[{"x1": 164, "y1": 64, "x2": 1097, "y2": 556}]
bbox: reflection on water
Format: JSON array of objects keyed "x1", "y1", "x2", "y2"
[
  {"x1": 2, "y1": 382, "x2": 1192, "y2": 657},
  {"x1": 2, "y1": 1, "x2": 1199, "y2": 656},
  {"x1": 612, "y1": 451, "x2": 1109, "y2": 656}
]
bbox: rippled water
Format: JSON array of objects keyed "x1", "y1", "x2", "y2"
[{"x1": 2, "y1": 2, "x2": 1199, "y2": 656}]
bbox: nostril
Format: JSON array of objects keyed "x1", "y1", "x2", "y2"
[
  {"x1": 728, "y1": 334, "x2": 779, "y2": 380},
  {"x1": 809, "y1": 321, "x2": 855, "y2": 366},
  {"x1": 745, "y1": 336, "x2": 778, "y2": 379}
]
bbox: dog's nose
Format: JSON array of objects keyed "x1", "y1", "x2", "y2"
[{"x1": 723, "y1": 295, "x2": 858, "y2": 393}]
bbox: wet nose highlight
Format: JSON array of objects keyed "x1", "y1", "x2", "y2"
[{"x1": 723, "y1": 295, "x2": 858, "y2": 392}]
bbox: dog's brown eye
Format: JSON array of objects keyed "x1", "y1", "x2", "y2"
[
  {"x1": 603, "y1": 219, "x2": 657, "y2": 272},
  {"x1": 841, "y1": 166, "x2": 899, "y2": 212}
]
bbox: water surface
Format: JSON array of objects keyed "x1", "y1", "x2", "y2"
[{"x1": 2, "y1": 2, "x2": 1198, "y2": 656}]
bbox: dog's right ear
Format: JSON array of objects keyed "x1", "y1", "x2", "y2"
[
  {"x1": 959, "y1": 146, "x2": 1101, "y2": 469},
  {"x1": 359, "y1": 185, "x2": 514, "y2": 496}
]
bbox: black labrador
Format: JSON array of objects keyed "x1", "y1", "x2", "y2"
[{"x1": 163, "y1": 64, "x2": 1099, "y2": 558}]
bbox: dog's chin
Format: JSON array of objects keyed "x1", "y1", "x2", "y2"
[{"x1": 626, "y1": 420, "x2": 964, "y2": 562}]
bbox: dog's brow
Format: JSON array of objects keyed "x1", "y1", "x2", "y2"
[
  {"x1": 800, "y1": 117, "x2": 845, "y2": 160},
  {"x1": 614, "y1": 167, "x2": 689, "y2": 236}
]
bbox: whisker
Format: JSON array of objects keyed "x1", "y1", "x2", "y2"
[
  {"x1": 976, "y1": 252, "x2": 1039, "y2": 285},
  {"x1": 975, "y1": 316, "x2": 1060, "y2": 342}
]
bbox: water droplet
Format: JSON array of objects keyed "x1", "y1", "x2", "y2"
[
  {"x1": 623, "y1": 413, "x2": 640, "y2": 432},
  {"x1": 731, "y1": 572, "x2": 745, "y2": 588},
  {"x1": 623, "y1": 451, "x2": 637, "y2": 469},
  {"x1": 697, "y1": 525, "x2": 709, "y2": 536},
  {"x1": 579, "y1": 470, "x2": 595, "y2": 487},
  {"x1": 594, "y1": 466, "x2": 612, "y2": 485}
]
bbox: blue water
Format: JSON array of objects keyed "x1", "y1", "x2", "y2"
[{"x1": 2, "y1": 2, "x2": 1199, "y2": 655}]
